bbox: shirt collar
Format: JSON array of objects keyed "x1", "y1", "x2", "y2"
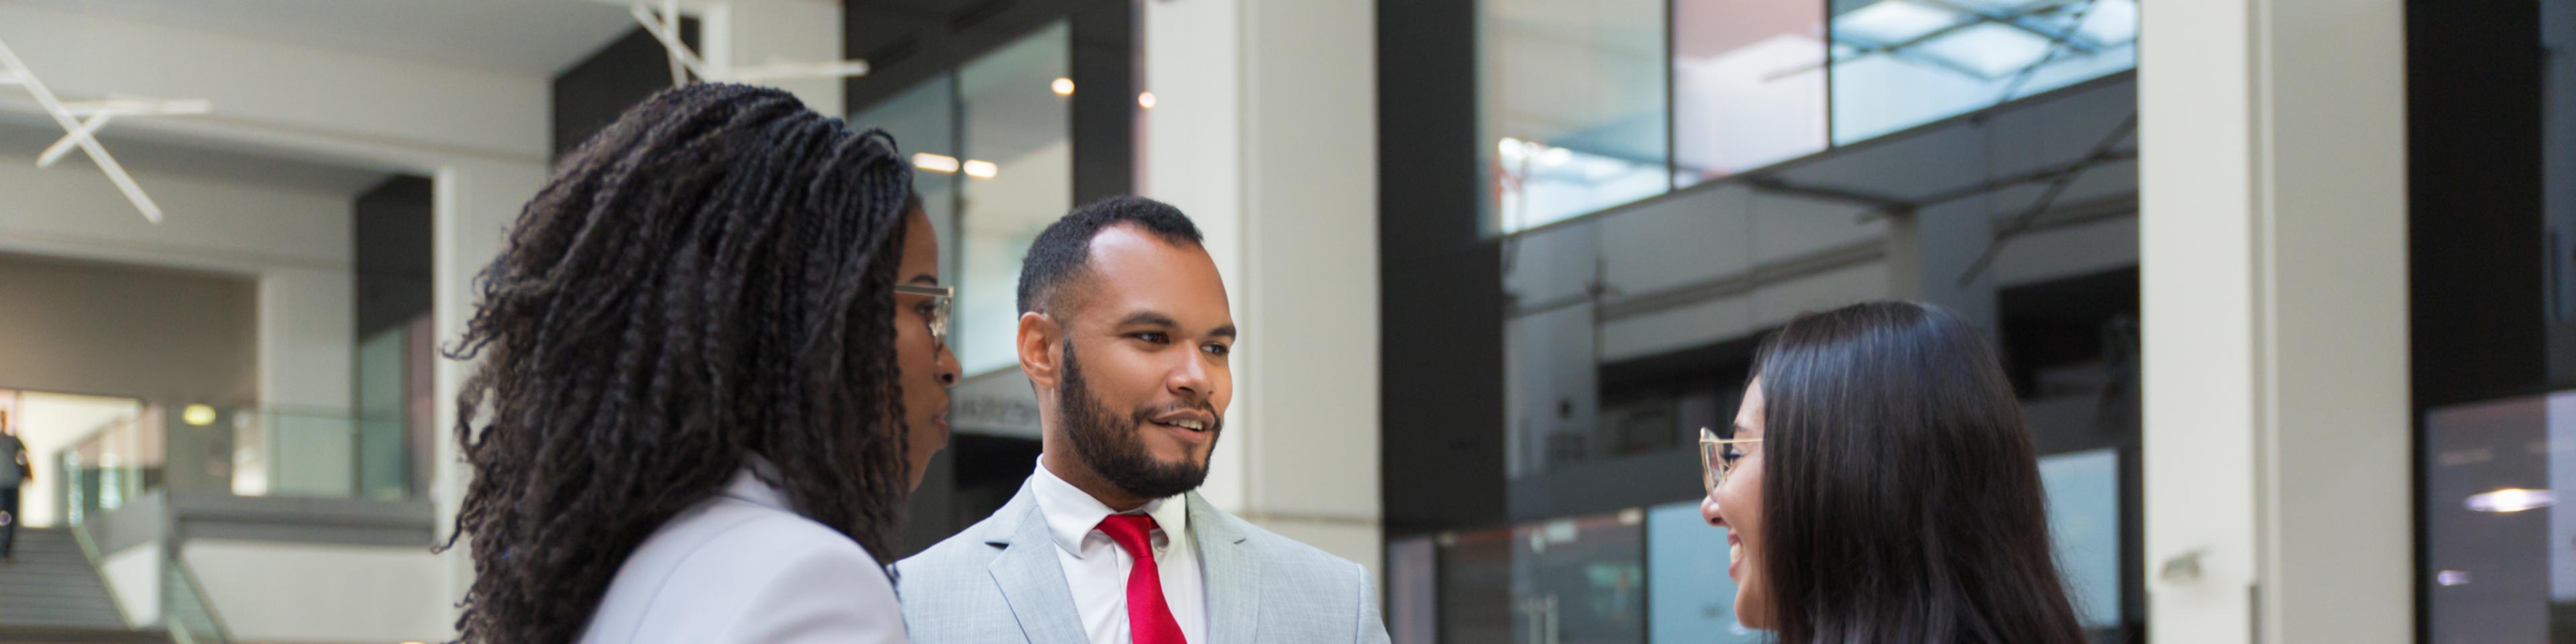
[{"x1": 1030, "y1": 455, "x2": 1189, "y2": 559}]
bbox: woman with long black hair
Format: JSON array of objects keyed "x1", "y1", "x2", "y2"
[
  {"x1": 1702, "y1": 301, "x2": 2088, "y2": 643},
  {"x1": 442, "y1": 83, "x2": 961, "y2": 643}
]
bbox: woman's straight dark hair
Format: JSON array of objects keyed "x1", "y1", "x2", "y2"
[
  {"x1": 439, "y1": 83, "x2": 918, "y2": 644},
  {"x1": 1753, "y1": 301, "x2": 2088, "y2": 644}
]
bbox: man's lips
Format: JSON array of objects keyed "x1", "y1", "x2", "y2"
[{"x1": 1148, "y1": 409, "x2": 1214, "y2": 432}]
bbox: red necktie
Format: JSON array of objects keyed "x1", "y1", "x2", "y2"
[{"x1": 1096, "y1": 514, "x2": 1187, "y2": 644}]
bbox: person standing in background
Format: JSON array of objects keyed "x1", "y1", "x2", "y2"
[{"x1": 1, "y1": 411, "x2": 28, "y2": 564}]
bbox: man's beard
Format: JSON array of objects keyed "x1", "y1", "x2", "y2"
[{"x1": 1059, "y1": 341, "x2": 1219, "y2": 501}]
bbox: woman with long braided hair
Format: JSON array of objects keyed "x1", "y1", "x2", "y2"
[{"x1": 443, "y1": 83, "x2": 961, "y2": 643}]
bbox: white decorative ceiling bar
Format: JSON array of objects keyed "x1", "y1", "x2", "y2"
[
  {"x1": 0, "y1": 36, "x2": 210, "y2": 223},
  {"x1": 630, "y1": 1, "x2": 869, "y2": 87}
]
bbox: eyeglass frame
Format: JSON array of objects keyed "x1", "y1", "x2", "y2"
[
  {"x1": 1699, "y1": 427, "x2": 1762, "y2": 498},
  {"x1": 893, "y1": 283, "x2": 953, "y2": 352}
]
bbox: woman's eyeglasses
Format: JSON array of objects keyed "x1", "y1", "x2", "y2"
[
  {"x1": 1699, "y1": 427, "x2": 1762, "y2": 498},
  {"x1": 894, "y1": 283, "x2": 953, "y2": 351}
]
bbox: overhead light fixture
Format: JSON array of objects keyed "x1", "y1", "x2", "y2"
[
  {"x1": 912, "y1": 152, "x2": 961, "y2": 174},
  {"x1": 962, "y1": 160, "x2": 999, "y2": 178},
  {"x1": 1834, "y1": 0, "x2": 1960, "y2": 45},
  {"x1": 2437, "y1": 570, "x2": 2472, "y2": 586},
  {"x1": 1137, "y1": 91, "x2": 1157, "y2": 109},
  {"x1": 182, "y1": 405, "x2": 217, "y2": 427},
  {"x1": 2465, "y1": 488, "x2": 2554, "y2": 513},
  {"x1": 1052, "y1": 77, "x2": 1076, "y2": 96},
  {"x1": 1914, "y1": 22, "x2": 2055, "y2": 77},
  {"x1": 727, "y1": 60, "x2": 871, "y2": 83}
]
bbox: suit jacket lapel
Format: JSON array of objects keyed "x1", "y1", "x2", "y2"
[
  {"x1": 1190, "y1": 492, "x2": 1262, "y2": 644},
  {"x1": 987, "y1": 484, "x2": 1088, "y2": 644}
]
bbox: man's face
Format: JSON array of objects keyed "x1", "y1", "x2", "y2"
[{"x1": 1049, "y1": 225, "x2": 1234, "y2": 500}]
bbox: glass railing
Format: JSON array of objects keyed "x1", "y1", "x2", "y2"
[
  {"x1": 60, "y1": 409, "x2": 164, "y2": 521},
  {"x1": 60, "y1": 403, "x2": 418, "y2": 514},
  {"x1": 163, "y1": 551, "x2": 233, "y2": 644},
  {"x1": 230, "y1": 408, "x2": 412, "y2": 501}
]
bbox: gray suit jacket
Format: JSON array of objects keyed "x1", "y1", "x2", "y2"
[{"x1": 897, "y1": 482, "x2": 1391, "y2": 644}]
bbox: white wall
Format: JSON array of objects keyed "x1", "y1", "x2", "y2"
[
  {"x1": 0, "y1": 5, "x2": 553, "y2": 638},
  {"x1": 9, "y1": 392, "x2": 143, "y2": 528},
  {"x1": 704, "y1": 0, "x2": 847, "y2": 114},
  {"x1": 0, "y1": 129, "x2": 356, "y2": 423},
  {"x1": 182, "y1": 540, "x2": 449, "y2": 643},
  {"x1": 101, "y1": 543, "x2": 160, "y2": 628}
]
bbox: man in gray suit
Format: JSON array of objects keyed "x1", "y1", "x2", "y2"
[{"x1": 898, "y1": 197, "x2": 1389, "y2": 644}]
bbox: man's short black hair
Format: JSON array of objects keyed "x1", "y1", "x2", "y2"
[{"x1": 1017, "y1": 196, "x2": 1205, "y2": 316}]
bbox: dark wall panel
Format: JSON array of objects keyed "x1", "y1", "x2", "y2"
[
  {"x1": 354, "y1": 175, "x2": 435, "y2": 339},
  {"x1": 2408, "y1": 0, "x2": 2548, "y2": 409},
  {"x1": 1380, "y1": 0, "x2": 1509, "y2": 536},
  {"x1": 553, "y1": 21, "x2": 699, "y2": 162}
]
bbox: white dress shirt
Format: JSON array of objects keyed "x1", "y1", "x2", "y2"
[{"x1": 1030, "y1": 457, "x2": 1208, "y2": 644}]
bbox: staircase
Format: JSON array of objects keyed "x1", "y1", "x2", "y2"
[{"x1": 0, "y1": 527, "x2": 158, "y2": 643}]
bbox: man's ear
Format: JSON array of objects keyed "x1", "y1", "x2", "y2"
[{"x1": 1018, "y1": 311, "x2": 1064, "y2": 391}]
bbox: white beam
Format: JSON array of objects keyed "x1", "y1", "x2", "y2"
[
  {"x1": 0, "y1": 36, "x2": 167, "y2": 222},
  {"x1": 37, "y1": 111, "x2": 109, "y2": 168}
]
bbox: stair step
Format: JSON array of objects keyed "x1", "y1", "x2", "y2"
[
  {"x1": 0, "y1": 588, "x2": 113, "y2": 600},
  {"x1": 0, "y1": 595, "x2": 122, "y2": 612},
  {"x1": 0, "y1": 627, "x2": 168, "y2": 644},
  {"x1": 0, "y1": 614, "x2": 127, "y2": 629}
]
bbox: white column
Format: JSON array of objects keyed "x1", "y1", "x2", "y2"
[
  {"x1": 2138, "y1": 1, "x2": 2411, "y2": 643},
  {"x1": 1143, "y1": 0, "x2": 1384, "y2": 576},
  {"x1": 431, "y1": 160, "x2": 549, "y2": 633}
]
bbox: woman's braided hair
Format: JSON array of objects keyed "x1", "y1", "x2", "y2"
[{"x1": 440, "y1": 83, "x2": 916, "y2": 643}]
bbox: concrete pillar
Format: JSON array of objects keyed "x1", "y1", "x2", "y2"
[
  {"x1": 1142, "y1": 0, "x2": 1385, "y2": 576},
  {"x1": 2137, "y1": 1, "x2": 2411, "y2": 642}
]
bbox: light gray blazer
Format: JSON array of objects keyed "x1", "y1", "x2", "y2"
[
  {"x1": 578, "y1": 468, "x2": 908, "y2": 644},
  {"x1": 897, "y1": 482, "x2": 1391, "y2": 644}
]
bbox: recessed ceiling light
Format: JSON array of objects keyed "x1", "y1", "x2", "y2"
[
  {"x1": 2465, "y1": 488, "x2": 2554, "y2": 513},
  {"x1": 912, "y1": 152, "x2": 960, "y2": 174},
  {"x1": 1051, "y1": 77, "x2": 1075, "y2": 96}
]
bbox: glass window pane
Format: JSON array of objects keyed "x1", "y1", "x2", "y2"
[
  {"x1": 955, "y1": 21, "x2": 1074, "y2": 376},
  {"x1": 1646, "y1": 500, "x2": 1763, "y2": 642},
  {"x1": 1674, "y1": 0, "x2": 1829, "y2": 183},
  {"x1": 2422, "y1": 392, "x2": 2560, "y2": 643},
  {"x1": 1481, "y1": 0, "x2": 1670, "y2": 233},
  {"x1": 2037, "y1": 447, "x2": 2123, "y2": 629},
  {"x1": 852, "y1": 74, "x2": 963, "y2": 294},
  {"x1": 1830, "y1": 0, "x2": 2139, "y2": 144}
]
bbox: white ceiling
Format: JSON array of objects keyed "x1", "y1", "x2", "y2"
[{"x1": 5, "y1": 0, "x2": 641, "y2": 76}]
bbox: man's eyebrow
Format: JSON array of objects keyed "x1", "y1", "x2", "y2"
[{"x1": 1116, "y1": 312, "x2": 1179, "y2": 328}]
